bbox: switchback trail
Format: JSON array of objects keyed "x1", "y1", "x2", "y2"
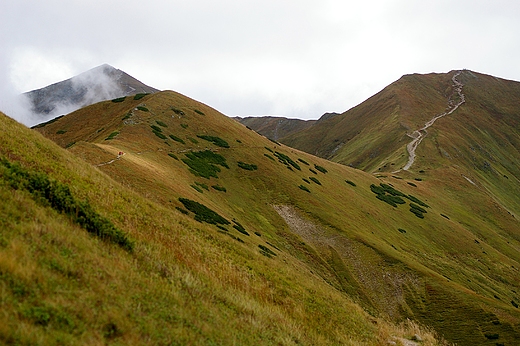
[{"x1": 398, "y1": 71, "x2": 465, "y2": 172}]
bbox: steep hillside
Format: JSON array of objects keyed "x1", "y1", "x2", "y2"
[
  {"x1": 30, "y1": 90, "x2": 520, "y2": 345},
  {"x1": 235, "y1": 115, "x2": 318, "y2": 140},
  {"x1": 24, "y1": 64, "x2": 158, "y2": 120}
]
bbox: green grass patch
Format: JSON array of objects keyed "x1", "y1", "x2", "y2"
[
  {"x1": 314, "y1": 164, "x2": 328, "y2": 173},
  {"x1": 156, "y1": 120, "x2": 168, "y2": 127},
  {"x1": 309, "y1": 177, "x2": 322, "y2": 185},
  {"x1": 169, "y1": 135, "x2": 185, "y2": 144},
  {"x1": 178, "y1": 198, "x2": 230, "y2": 225},
  {"x1": 105, "y1": 132, "x2": 119, "y2": 140},
  {"x1": 111, "y1": 96, "x2": 126, "y2": 103},
  {"x1": 182, "y1": 150, "x2": 229, "y2": 179},
  {"x1": 237, "y1": 162, "x2": 258, "y2": 171},
  {"x1": 0, "y1": 158, "x2": 134, "y2": 251},
  {"x1": 197, "y1": 135, "x2": 230, "y2": 148}
]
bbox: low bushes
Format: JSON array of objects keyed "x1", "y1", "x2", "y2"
[
  {"x1": 0, "y1": 158, "x2": 134, "y2": 251},
  {"x1": 155, "y1": 120, "x2": 168, "y2": 127},
  {"x1": 258, "y1": 244, "x2": 277, "y2": 258},
  {"x1": 105, "y1": 132, "x2": 119, "y2": 140},
  {"x1": 237, "y1": 162, "x2": 257, "y2": 171},
  {"x1": 345, "y1": 180, "x2": 356, "y2": 187},
  {"x1": 182, "y1": 150, "x2": 229, "y2": 179},
  {"x1": 314, "y1": 164, "x2": 328, "y2": 173},
  {"x1": 197, "y1": 135, "x2": 230, "y2": 148},
  {"x1": 309, "y1": 177, "x2": 321, "y2": 185},
  {"x1": 194, "y1": 109, "x2": 205, "y2": 115},
  {"x1": 136, "y1": 106, "x2": 149, "y2": 112},
  {"x1": 298, "y1": 185, "x2": 310, "y2": 192},
  {"x1": 274, "y1": 151, "x2": 300, "y2": 170},
  {"x1": 169, "y1": 135, "x2": 185, "y2": 144},
  {"x1": 178, "y1": 197, "x2": 230, "y2": 225},
  {"x1": 133, "y1": 93, "x2": 149, "y2": 100},
  {"x1": 111, "y1": 97, "x2": 126, "y2": 103},
  {"x1": 211, "y1": 185, "x2": 226, "y2": 192},
  {"x1": 232, "y1": 220, "x2": 249, "y2": 236}
]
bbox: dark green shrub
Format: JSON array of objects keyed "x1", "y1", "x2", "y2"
[
  {"x1": 298, "y1": 185, "x2": 310, "y2": 193},
  {"x1": 441, "y1": 214, "x2": 450, "y2": 219},
  {"x1": 188, "y1": 137, "x2": 198, "y2": 144},
  {"x1": 258, "y1": 244, "x2": 276, "y2": 258},
  {"x1": 168, "y1": 153, "x2": 178, "y2": 160},
  {"x1": 194, "y1": 109, "x2": 205, "y2": 115},
  {"x1": 172, "y1": 108, "x2": 185, "y2": 115},
  {"x1": 150, "y1": 125, "x2": 162, "y2": 132},
  {"x1": 406, "y1": 195, "x2": 429, "y2": 207},
  {"x1": 237, "y1": 162, "x2": 258, "y2": 171},
  {"x1": 105, "y1": 131, "x2": 119, "y2": 140},
  {"x1": 314, "y1": 164, "x2": 328, "y2": 173},
  {"x1": 178, "y1": 198, "x2": 230, "y2": 225},
  {"x1": 182, "y1": 150, "x2": 229, "y2": 179},
  {"x1": 197, "y1": 135, "x2": 230, "y2": 148},
  {"x1": 484, "y1": 333, "x2": 499, "y2": 340},
  {"x1": 136, "y1": 106, "x2": 149, "y2": 112},
  {"x1": 414, "y1": 178, "x2": 422, "y2": 181},
  {"x1": 264, "y1": 154, "x2": 275, "y2": 161},
  {"x1": 236, "y1": 139, "x2": 242, "y2": 143},
  {"x1": 122, "y1": 113, "x2": 132, "y2": 121},
  {"x1": 111, "y1": 96, "x2": 126, "y2": 103},
  {"x1": 169, "y1": 135, "x2": 185, "y2": 144},
  {"x1": 254, "y1": 231, "x2": 261, "y2": 236},
  {"x1": 309, "y1": 177, "x2": 322, "y2": 185},
  {"x1": 191, "y1": 184, "x2": 203, "y2": 193},
  {"x1": 512, "y1": 300, "x2": 519, "y2": 308},
  {"x1": 181, "y1": 123, "x2": 188, "y2": 129},
  {"x1": 398, "y1": 228, "x2": 407, "y2": 233},
  {"x1": 274, "y1": 151, "x2": 300, "y2": 170},
  {"x1": 264, "y1": 147, "x2": 274, "y2": 153},
  {"x1": 0, "y1": 158, "x2": 134, "y2": 251},
  {"x1": 380, "y1": 183, "x2": 405, "y2": 196},
  {"x1": 175, "y1": 207, "x2": 189, "y2": 215},
  {"x1": 309, "y1": 169, "x2": 317, "y2": 175},
  {"x1": 298, "y1": 158, "x2": 309, "y2": 165},
  {"x1": 345, "y1": 180, "x2": 356, "y2": 187},
  {"x1": 211, "y1": 185, "x2": 226, "y2": 192},
  {"x1": 56, "y1": 129, "x2": 67, "y2": 134},
  {"x1": 302, "y1": 178, "x2": 310, "y2": 184},
  {"x1": 409, "y1": 207, "x2": 425, "y2": 218},
  {"x1": 407, "y1": 182, "x2": 417, "y2": 187},
  {"x1": 410, "y1": 203, "x2": 427, "y2": 214},
  {"x1": 156, "y1": 120, "x2": 168, "y2": 127},
  {"x1": 232, "y1": 220, "x2": 249, "y2": 236},
  {"x1": 133, "y1": 93, "x2": 149, "y2": 100},
  {"x1": 153, "y1": 131, "x2": 167, "y2": 140},
  {"x1": 195, "y1": 182, "x2": 209, "y2": 190}
]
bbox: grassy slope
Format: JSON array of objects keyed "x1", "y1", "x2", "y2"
[
  {"x1": 1, "y1": 111, "x2": 443, "y2": 345},
  {"x1": 17, "y1": 86, "x2": 520, "y2": 345}
]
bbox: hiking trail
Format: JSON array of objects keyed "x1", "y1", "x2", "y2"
[{"x1": 397, "y1": 71, "x2": 465, "y2": 172}]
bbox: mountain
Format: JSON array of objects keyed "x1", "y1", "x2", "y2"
[
  {"x1": 235, "y1": 115, "x2": 317, "y2": 140},
  {"x1": 23, "y1": 64, "x2": 158, "y2": 119},
  {"x1": 23, "y1": 83, "x2": 520, "y2": 345}
]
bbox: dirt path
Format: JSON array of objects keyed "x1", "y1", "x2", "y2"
[
  {"x1": 399, "y1": 71, "x2": 465, "y2": 172},
  {"x1": 95, "y1": 152, "x2": 125, "y2": 167}
]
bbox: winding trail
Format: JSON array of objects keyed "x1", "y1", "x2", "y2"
[
  {"x1": 398, "y1": 71, "x2": 465, "y2": 171},
  {"x1": 95, "y1": 152, "x2": 125, "y2": 167}
]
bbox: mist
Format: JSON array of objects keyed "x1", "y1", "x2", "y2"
[{"x1": 0, "y1": 64, "x2": 126, "y2": 127}]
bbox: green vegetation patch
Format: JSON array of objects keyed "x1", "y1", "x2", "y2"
[
  {"x1": 298, "y1": 185, "x2": 310, "y2": 193},
  {"x1": 232, "y1": 220, "x2": 249, "y2": 236},
  {"x1": 153, "y1": 131, "x2": 167, "y2": 140},
  {"x1": 133, "y1": 93, "x2": 149, "y2": 100},
  {"x1": 188, "y1": 137, "x2": 198, "y2": 144},
  {"x1": 31, "y1": 115, "x2": 64, "y2": 129},
  {"x1": 370, "y1": 184, "x2": 406, "y2": 207},
  {"x1": 182, "y1": 150, "x2": 229, "y2": 179},
  {"x1": 169, "y1": 135, "x2": 185, "y2": 144},
  {"x1": 172, "y1": 108, "x2": 185, "y2": 115},
  {"x1": 155, "y1": 120, "x2": 168, "y2": 127},
  {"x1": 237, "y1": 162, "x2": 258, "y2": 171},
  {"x1": 111, "y1": 96, "x2": 126, "y2": 103},
  {"x1": 314, "y1": 164, "x2": 328, "y2": 173},
  {"x1": 136, "y1": 106, "x2": 149, "y2": 112},
  {"x1": 122, "y1": 113, "x2": 132, "y2": 121},
  {"x1": 298, "y1": 158, "x2": 309, "y2": 165},
  {"x1": 0, "y1": 158, "x2": 134, "y2": 251},
  {"x1": 168, "y1": 153, "x2": 178, "y2": 160},
  {"x1": 178, "y1": 198, "x2": 230, "y2": 225},
  {"x1": 193, "y1": 109, "x2": 205, "y2": 115},
  {"x1": 150, "y1": 125, "x2": 162, "y2": 132},
  {"x1": 264, "y1": 153, "x2": 275, "y2": 161},
  {"x1": 194, "y1": 182, "x2": 209, "y2": 191},
  {"x1": 196, "y1": 135, "x2": 230, "y2": 148},
  {"x1": 211, "y1": 185, "x2": 226, "y2": 192},
  {"x1": 274, "y1": 151, "x2": 301, "y2": 170},
  {"x1": 309, "y1": 177, "x2": 322, "y2": 185},
  {"x1": 180, "y1": 123, "x2": 188, "y2": 129},
  {"x1": 258, "y1": 244, "x2": 277, "y2": 258},
  {"x1": 56, "y1": 130, "x2": 67, "y2": 135},
  {"x1": 345, "y1": 180, "x2": 356, "y2": 187},
  {"x1": 105, "y1": 131, "x2": 119, "y2": 140},
  {"x1": 191, "y1": 184, "x2": 204, "y2": 193}
]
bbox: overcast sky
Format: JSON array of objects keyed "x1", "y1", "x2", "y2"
[{"x1": 2, "y1": 0, "x2": 520, "y2": 121}]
